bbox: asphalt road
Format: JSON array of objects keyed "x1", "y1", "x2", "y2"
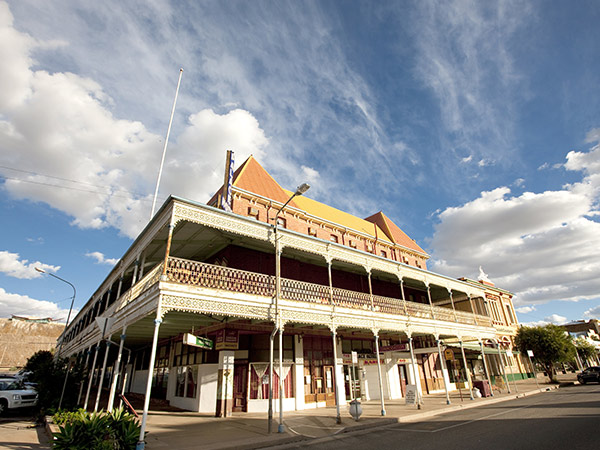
[{"x1": 278, "y1": 384, "x2": 600, "y2": 450}]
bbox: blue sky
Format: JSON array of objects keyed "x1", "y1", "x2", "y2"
[{"x1": 1, "y1": 0, "x2": 599, "y2": 326}]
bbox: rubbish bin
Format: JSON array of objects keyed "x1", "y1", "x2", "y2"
[{"x1": 473, "y1": 380, "x2": 491, "y2": 397}]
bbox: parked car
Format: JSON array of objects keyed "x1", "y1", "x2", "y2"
[
  {"x1": 0, "y1": 377, "x2": 38, "y2": 415},
  {"x1": 577, "y1": 366, "x2": 600, "y2": 384}
]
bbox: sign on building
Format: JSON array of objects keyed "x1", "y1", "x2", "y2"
[
  {"x1": 183, "y1": 333, "x2": 213, "y2": 350},
  {"x1": 215, "y1": 329, "x2": 239, "y2": 350}
]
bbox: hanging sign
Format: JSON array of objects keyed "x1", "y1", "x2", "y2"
[
  {"x1": 352, "y1": 351, "x2": 358, "y2": 364},
  {"x1": 444, "y1": 348, "x2": 455, "y2": 360},
  {"x1": 527, "y1": 350, "x2": 534, "y2": 357},
  {"x1": 215, "y1": 329, "x2": 239, "y2": 350},
  {"x1": 183, "y1": 332, "x2": 213, "y2": 350}
]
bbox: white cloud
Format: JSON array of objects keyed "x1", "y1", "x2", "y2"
[
  {"x1": 583, "y1": 305, "x2": 600, "y2": 319},
  {"x1": 85, "y1": 251, "x2": 118, "y2": 266},
  {"x1": 545, "y1": 314, "x2": 568, "y2": 324},
  {"x1": 513, "y1": 178, "x2": 525, "y2": 188},
  {"x1": 0, "y1": 3, "x2": 269, "y2": 239},
  {"x1": 0, "y1": 250, "x2": 60, "y2": 279},
  {"x1": 0, "y1": 287, "x2": 75, "y2": 321},
  {"x1": 429, "y1": 131, "x2": 600, "y2": 306},
  {"x1": 515, "y1": 306, "x2": 535, "y2": 314}
]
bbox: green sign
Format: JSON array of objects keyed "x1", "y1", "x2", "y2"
[{"x1": 183, "y1": 333, "x2": 213, "y2": 350}]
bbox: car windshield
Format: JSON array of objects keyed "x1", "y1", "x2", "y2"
[{"x1": 0, "y1": 379, "x2": 25, "y2": 390}]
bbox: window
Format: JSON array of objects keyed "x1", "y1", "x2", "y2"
[
  {"x1": 308, "y1": 227, "x2": 317, "y2": 236},
  {"x1": 175, "y1": 366, "x2": 198, "y2": 398},
  {"x1": 330, "y1": 234, "x2": 338, "y2": 243},
  {"x1": 277, "y1": 217, "x2": 286, "y2": 228},
  {"x1": 248, "y1": 207, "x2": 260, "y2": 220},
  {"x1": 380, "y1": 250, "x2": 387, "y2": 258},
  {"x1": 349, "y1": 240, "x2": 357, "y2": 248}
]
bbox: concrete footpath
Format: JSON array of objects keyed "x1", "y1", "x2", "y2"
[{"x1": 142, "y1": 374, "x2": 577, "y2": 450}]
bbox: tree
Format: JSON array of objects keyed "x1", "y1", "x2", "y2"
[
  {"x1": 574, "y1": 338, "x2": 598, "y2": 367},
  {"x1": 24, "y1": 350, "x2": 83, "y2": 412},
  {"x1": 515, "y1": 324, "x2": 576, "y2": 382}
]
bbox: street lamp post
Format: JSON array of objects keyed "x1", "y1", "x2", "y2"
[
  {"x1": 35, "y1": 267, "x2": 76, "y2": 410},
  {"x1": 269, "y1": 183, "x2": 309, "y2": 434}
]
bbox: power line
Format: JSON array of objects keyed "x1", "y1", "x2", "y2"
[
  {"x1": 0, "y1": 164, "x2": 160, "y2": 199},
  {"x1": 0, "y1": 173, "x2": 167, "y2": 204}
]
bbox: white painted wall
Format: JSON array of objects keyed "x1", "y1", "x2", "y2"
[
  {"x1": 130, "y1": 369, "x2": 148, "y2": 394},
  {"x1": 198, "y1": 364, "x2": 219, "y2": 413},
  {"x1": 385, "y1": 358, "x2": 402, "y2": 400},
  {"x1": 334, "y1": 339, "x2": 346, "y2": 406},
  {"x1": 294, "y1": 336, "x2": 305, "y2": 411}
]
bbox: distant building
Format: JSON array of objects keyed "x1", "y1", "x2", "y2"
[
  {"x1": 560, "y1": 319, "x2": 600, "y2": 366},
  {"x1": 0, "y1": 317, "x2": 63, "y2": 370},
  {"x1": 58, "y1": 155, "x2": 526, "y2": 421}
]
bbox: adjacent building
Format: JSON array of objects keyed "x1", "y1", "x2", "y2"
[{"x1": 58, "y1": 155, "x2": 526, "y2": 421}]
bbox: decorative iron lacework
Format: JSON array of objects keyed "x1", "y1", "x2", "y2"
[{"x1": 164, "y1": 257, "x2": 493, "y2": 328}]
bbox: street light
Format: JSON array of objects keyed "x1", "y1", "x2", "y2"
[
  {"x1": 35, "y1": 267, "x2": 76, "y2": 410},
  {"x1": 269, "y1": 183, "x2": 310, "y2": 434}
]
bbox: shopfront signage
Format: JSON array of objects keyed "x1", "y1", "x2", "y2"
[
  {"x1": 215, "y1": 329, "x2": 239, "y2": 350},
  {"x1": 183, "y1": 333, "x2": 214, "y2": 350},
  {"x1": 380, "y1": 343, "x2": 408, "y2": 352}
]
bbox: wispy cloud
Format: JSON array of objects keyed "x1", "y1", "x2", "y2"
[
  {"x1": 0, "y1": 250, "x2": 60, "y2": 279},
  {"x1": 410, "y1": 0, "x2": 530, "y2": 177}
]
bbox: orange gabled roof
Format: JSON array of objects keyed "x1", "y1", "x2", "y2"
[
  {"x1": 208, "y1": 155, "x2": 299, "y2": 208},
  {"x1": 364, "y1": 211, "x2": 426, "y2": 254}
]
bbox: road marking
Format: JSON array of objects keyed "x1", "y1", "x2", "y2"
[{"x1": 388, "y1": 397, "x2": 549, "y2": 434}]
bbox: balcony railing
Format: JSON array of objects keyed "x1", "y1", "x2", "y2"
[{"x1": 165, "y1": 257, "x2": 491, "y2": 327}]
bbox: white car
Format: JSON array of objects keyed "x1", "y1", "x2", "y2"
[{"x1": 0, "y1": 377, "x2": 38, "y2": 415}]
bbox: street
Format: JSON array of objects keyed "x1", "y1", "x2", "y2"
[
  {"x1": 276, "y1": 384, "x2": 600, "y2": 450},
  {"x1": 0, "y1": 410, "x2": 49, "y2": 450}
]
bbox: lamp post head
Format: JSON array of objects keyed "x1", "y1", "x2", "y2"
[
  {"x1": 295, "y1": 183, "x2": 310, "y2": 196},
  {"x1": 35, "y1": 267, "x2": 46, "y2": 274}
]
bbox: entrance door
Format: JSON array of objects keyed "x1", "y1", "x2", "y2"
[
  {"x1": 324, "y1": 366, "x2": 336, "y2": 406},
  {"x1": 398, "y1": 365, "x2": 407, "y2": 396},
  {"x1": 418, "y1": 357, "x2": 429, "y2": 394},
  {"x1": 233, "y1": 362, "x2": 248, "y2": 412}
]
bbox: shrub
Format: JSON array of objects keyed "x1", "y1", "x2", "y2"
[{"x1": 52, "y1": 407, "x2": 140, "y2": 450}]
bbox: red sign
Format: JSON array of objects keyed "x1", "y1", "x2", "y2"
[
  {"x1": 215, "y1": 329, "x2": 239, "y2": 350},
  {"x1": 380, "y1": 343, "x2": 408, "y2": 352}
]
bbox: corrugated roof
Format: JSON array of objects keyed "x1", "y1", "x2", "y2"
[
  {"x1": 364, "y1": 211, "x2": 426, "y2": 254},
  {"x1": 283, "y1": 189, "x2": 392, "y2": 243},
  {"x1": 209, "y1": 155, "x2": 426, "y2": 254}
]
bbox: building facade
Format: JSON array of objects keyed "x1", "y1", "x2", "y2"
[{"x1": 58, "y1": 156, "x2": 525, "y2": 423}]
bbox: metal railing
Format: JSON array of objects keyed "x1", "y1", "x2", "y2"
[{"x1": 165, "y1": 257, "x2": 491, "y2": 326}]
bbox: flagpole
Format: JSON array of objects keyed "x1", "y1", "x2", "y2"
[{"x1": 150, "y1": 68, "x2": 183, "y2": 219}]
